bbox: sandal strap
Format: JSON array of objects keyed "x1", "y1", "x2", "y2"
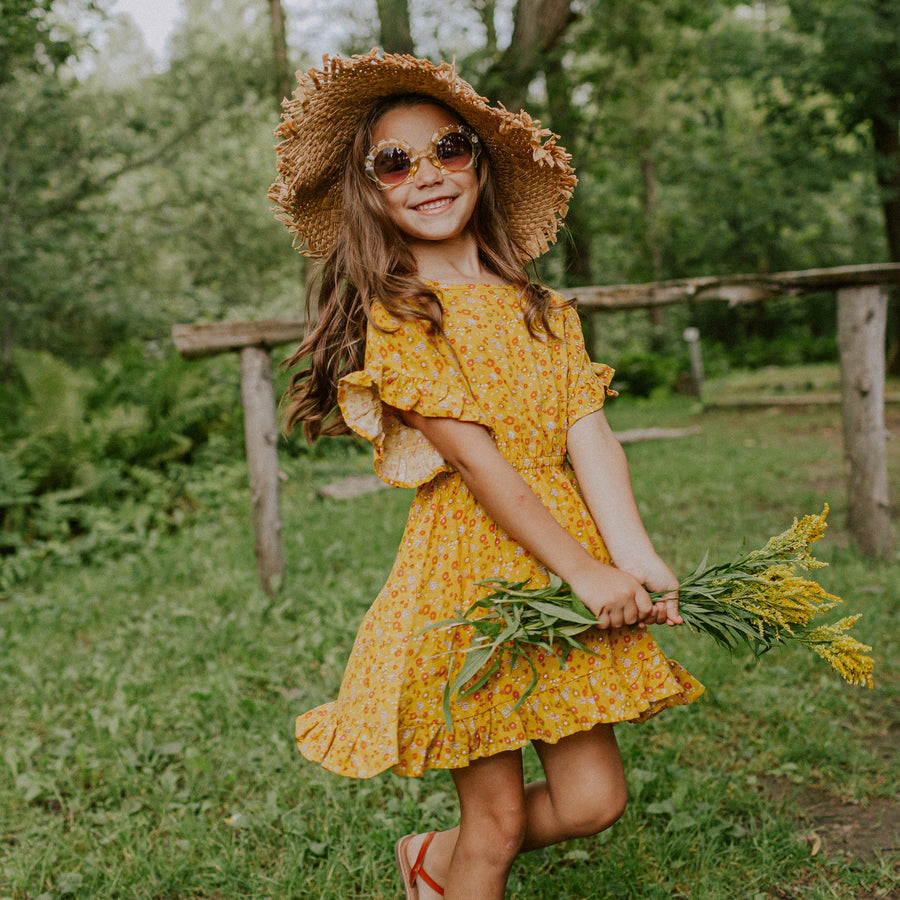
[{"x1": 409, "y1": 831, "x2": 445, "y2": 896}]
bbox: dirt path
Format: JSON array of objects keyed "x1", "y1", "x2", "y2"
[
  {"x1": 764, "y1": 732, "x2": 900, "y2": 899},
  {"x1": 769, "y1": 778, "x2": 900, "y2": 859}
]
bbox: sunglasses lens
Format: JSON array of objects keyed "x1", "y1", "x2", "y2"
[
  {"x1": 435, "y1": 133, "x2": 474, "y2": 170},
  {"x1": 368, "y1": 130, "x2": 476, "y2": 187},
  {"x1": 372, "y1": 146, "x2": 412, "y2": 186}
]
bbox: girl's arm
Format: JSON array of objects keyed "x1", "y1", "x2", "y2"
[
  {"x1": 395, "y1": 409, "x2": 656, "y2": 630},
  {"x1": 566, "y1": 409, "x2": 682, "y2": 626}
]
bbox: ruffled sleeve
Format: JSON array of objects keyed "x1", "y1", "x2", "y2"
[
  {"x1": 337, "y1": 303, "x2": 487, "y2": 488},
  {"x1": 561, "y1": 302, "x2": 617, "y2": 428}
]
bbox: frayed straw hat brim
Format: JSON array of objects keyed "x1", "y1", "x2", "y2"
[{"x1": 269, "y1": 48, "x2": 576, "y2": 261}]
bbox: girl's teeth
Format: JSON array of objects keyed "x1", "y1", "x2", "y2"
[{"x1": 416, "y1": 198, "x2": 452, "y2": 211}]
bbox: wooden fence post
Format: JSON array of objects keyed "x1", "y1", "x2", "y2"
[
  {"x1": 837, "y1": 285, "x2": 892, "y2": 558},
  {"x1": 240, "y1": 345, "x2": 285, "y2": 596},
  {"x1": 682, "y1": 326, "x2": 704, "y2": 398},
  {"x1": 173, "y1": 319, "x2": 304, "y2": 595}
]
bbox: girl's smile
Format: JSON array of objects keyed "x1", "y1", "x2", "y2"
[
  {"x1": 371, "y1": 104, "x2": 479, "y2": 247},
  {"x1": 413, "y1": 196, "x2": 457, "y2": 213}
]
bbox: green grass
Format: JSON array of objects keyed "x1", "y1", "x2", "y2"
[
  {"x1": 2, "y1": 398, "x2": 898, "y2": 898},
  {"x1": 701, "y1": 363, "x2": 900, "y2": 403}
]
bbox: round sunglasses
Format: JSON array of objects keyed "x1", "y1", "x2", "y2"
[{"x1": 364, "y1": 124, "x2": 481, "y2": 190}]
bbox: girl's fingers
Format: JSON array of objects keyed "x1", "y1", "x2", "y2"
[
  {"x1": 665, "y1": 596, "x2": 683, "y2": 625},
  {"x1": 651, "y1": 597, "x2": 682, "y2": 625},
  {"x1": 649, "y1": 601, "x2": 669, "y2": 624},
  {"x1": 635, "y1": 590, "x2": 654, "y2": 620}
]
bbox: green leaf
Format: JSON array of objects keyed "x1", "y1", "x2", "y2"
[{"x1": 528, "y1": 599, "x2": 596, "y2": 625}]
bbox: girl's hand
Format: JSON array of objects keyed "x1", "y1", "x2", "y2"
[
  {"x1": 617, "y1": 555, "x2": 682, "y2": 626},
  {"x1": 567, "y1": 562, "x2": 655, "y2": 630}
]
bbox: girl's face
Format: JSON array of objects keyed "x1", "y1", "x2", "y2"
[{"x1": 369, "y1": 103, "x2": 480, "y2": 247}]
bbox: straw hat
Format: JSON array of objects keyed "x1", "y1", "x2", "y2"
[{"x1": 269, "y1": 48, "x2": 577, "y2": 262}]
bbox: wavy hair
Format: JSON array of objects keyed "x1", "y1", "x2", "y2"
[{"x1": 282, "y1": 94, "x2": 560, "y2": 442}]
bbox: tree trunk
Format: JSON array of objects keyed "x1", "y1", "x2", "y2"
[
  {"x1": 482, "y1": 0, "x2": 575, "y2": 111},
  {"x1": 472, "y1": 0, "x2": 499, "y2": 55},
  {"x1": 837, "y1": 285, "x2": 892, "y2": 558},
  {"x1": 267, "y1": 0, "x2": 292, "y2": 109},
  {"x1": 0, "y1": 133, "x2": 13, "y2": 385},
  {"x1": 544, "y1": 54, "x2": 591, "y2": 285},
  {"x1": 872, "y1": 100, "x2": 900, "y2": 373},
  {"x1": 375, "y1": 0, "x2": 415, "y2": 54},
  {"x1": 873, "y1": 111, "x2": 900, "y2": 262},
  {"x1": 640, "y1": 143, "x2": 663, "y2": 281},
  {"x1": 639, "y1": 136, "x2": 666, "y2": 330}
]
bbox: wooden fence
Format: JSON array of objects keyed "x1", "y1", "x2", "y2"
[{"x1": 173, "y1": 262, "x2": 900, "y2": 594}]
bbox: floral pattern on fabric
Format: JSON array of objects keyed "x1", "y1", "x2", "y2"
[{"x1": 296, "y1": 284, "x2": 704, "y2": 778}]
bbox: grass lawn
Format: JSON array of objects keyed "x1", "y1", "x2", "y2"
[{"x1": 2, "y1": 396, "x2": 898, "y2": 899}]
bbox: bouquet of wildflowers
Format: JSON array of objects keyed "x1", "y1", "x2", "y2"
[{"x1": 427, "y1": 506, "x2": 873, "y2": 730}]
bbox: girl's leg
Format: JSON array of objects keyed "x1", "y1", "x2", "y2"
[
  {"x1": 401, "y1": 749, "x2": 527, "y2": 900},
  {"x1": 522, "y1": 723, "x2": 628, "y2": 850},
  {"x1": 446, "y1": 749, "x2": 527, "y2": 899},
  {"x1": 400, "y1": 725, "x2": 625, "y2": 896}
]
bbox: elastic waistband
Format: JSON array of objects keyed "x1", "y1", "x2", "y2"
[{"x1": 496, "y1": 449, "x2": 566, "y2": 470}]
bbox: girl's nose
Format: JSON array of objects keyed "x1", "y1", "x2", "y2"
[{"x1": 413, "y1": 156, "x2": 444, "y2": 187}]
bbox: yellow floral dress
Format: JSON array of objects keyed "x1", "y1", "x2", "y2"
[{"x1": 295, "y1": 284, "x2": 704, "y2": 778}]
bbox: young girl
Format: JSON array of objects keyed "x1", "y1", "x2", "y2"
[{"x1": 270, "y1": 49, "x2": 704, "y2": 899}]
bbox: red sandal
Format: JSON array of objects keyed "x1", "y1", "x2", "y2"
[{"x1": 395, "y1": 831, "x2": 445, "y2": 898}]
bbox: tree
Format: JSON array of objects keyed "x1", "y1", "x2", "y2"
[
  {"x1": 1, "y1": 0, "x2": 302, "y2": 368},
  {"x1": 478, "y1": 0, "x2": 576, "y2": 112},
  {"x1": 788, "y1": 0, "x2": 900, "y2": 264},
  {"x1": 0, "y1": 0, "x2": 86, "y2": 86},
  {"x1": 542, "y1": 1, "x2": 725, "y2": 286},
  {"x1": 1, "y1": 0, "x2": 100, "y2": 373},
  {"x1": 376, "y1": 0, "x2": 415, "y2": 54},
  {"x1": 267, "y1": 0, "x2": 293, "y2": 108},
  {"x1": 785, "y1": 0, "x2": 900, "y2": 369}
]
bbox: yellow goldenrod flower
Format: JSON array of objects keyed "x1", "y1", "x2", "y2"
[
  {"x1": 801, "y1": 615, "x2": 874, "y2": 689},
  {"x1": 674, "y1": 506, "x2": 871, "y2": 690}
]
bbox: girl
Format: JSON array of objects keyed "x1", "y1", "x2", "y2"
[{"x1": 270, "y1": 49, "x2": 704, "y2": 899}]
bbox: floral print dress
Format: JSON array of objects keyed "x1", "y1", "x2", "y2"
[{"x1": 295, "y1": 284, "x2": 704, "y2": 778}]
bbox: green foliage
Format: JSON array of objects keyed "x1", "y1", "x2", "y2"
[
  {"x1": 1, "y1": 0, "x2": 305, "y2": 372},
  {"x1": 612, "y1": 350, "x2": 684, "y2": 398},
  {"x1": 690, "y1": 294, "x2": 840, "y2": 371},
  {"x1": 0, "y1": 341, "x2": 364, "y2": 592},
  {"x1": 425, "y1": 575, "x2": 600, "y2": 729},
  {"x1": 534, "y1": 0, "x2": 885, "y2": 361},
  {"x1": 0, "y1": 345, "x2": 246, "y2": 591},
  {"x1": 788, "y1": 0, "x2": 900, "y2": 130},
  {"x1": 0, "y1": 0, "x2": 92, "y2": 84}
]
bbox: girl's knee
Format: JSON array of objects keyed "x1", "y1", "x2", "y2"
[
  {"x1": 562, "y1": 777, "x2": 628, "y2": 837},
  {"x1": 453, "y1": 750, "x2": 527, "y2": 863},
  {"x1": 536, "y1": 724, "x2": 629, "y2": 838},
  {"x1": 460, "y1": 801, "x2": 527, "y2": 864}
]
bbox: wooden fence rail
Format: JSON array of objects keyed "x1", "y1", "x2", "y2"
[
  {"x1": 565, "y1": 262, "x2": 900, "y2": 309},
  {"x1": 173, "y1": 262, "x2": 900, "y2": 592}
]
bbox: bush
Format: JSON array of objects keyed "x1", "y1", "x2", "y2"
[
  {"x1": 612, "y1": 351, "x2": 683, "y2": 398},
  {"x1": 0, "y1": 346, "x2": 243, "y2": 591}
]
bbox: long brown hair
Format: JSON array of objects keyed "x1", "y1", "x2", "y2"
[{"x1": 282, "y1": 94, "x2": 559, "y2": 442}]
